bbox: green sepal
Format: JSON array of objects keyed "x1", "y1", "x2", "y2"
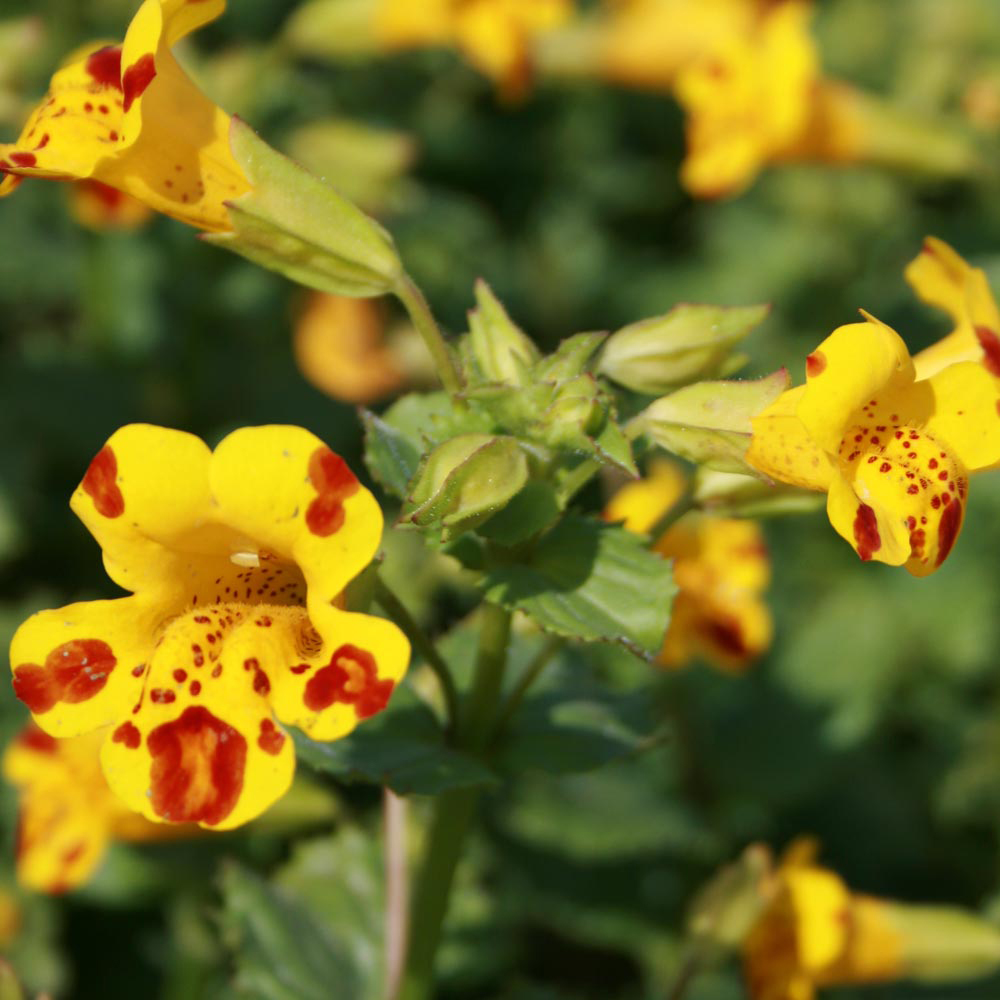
[
  {"x1": 205, "y1": 117, "x2": 403, "y2": 297},
  {"x1": 534, "y1": 331, "x2": 607, "y2": 382},
  {"x1": 639, "y1": 369, "x2": 789, "y2": 476},
  {"x1": 477, "y1": 480, "x2": 562, "y2": 547},
  {"x1": 466, "y1": 279, "x2": 540, "y2": 387}
]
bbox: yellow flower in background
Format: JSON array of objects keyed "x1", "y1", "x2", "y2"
[
  {"x1": 0, "y1": 0, "x2": 249, "y2": 231},
  {"x1": 905, "y1": 236, "x2": 1000, "y2": 379},
  {"x1": 294, "y1": 293, "x2": 406, "y2": 404},
  {"x1": 70, "y1": 179, "x2": 153, "y2": 230},
  {"x1": 3, "y1": 723, "x2": 180, "y2": 893},
  {"x1": 605, "y1": 460, "x2": 772, "y2": 670},
  {"x1": 744, "y1": 846, "x2": 904, "y2": 999},
  {"x1": 0, "y1": 886, "x2": 20, "y2": 946},
  {"x1": 10, "y1": 424, "x2": 409, "y2": 830},
  {"x1": 376, "y1": 0, "x2": 573, "y2": 96},
  {"x1": 746, "y1": 303, "x2": 1000, "y2": 574}
]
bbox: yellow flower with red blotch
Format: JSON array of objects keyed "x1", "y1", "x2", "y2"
[
  {"x1": 9, "y1": 424, "x2": 409, "y2": 830},
  {"x1": 70, "y1": 179, "x2": 153, "y2": 230},
  {"x1": 605, "y1": 460, "x2": 772, "y2": 670},
  {"x1": 746, "y1": 250, "x2": 1000, "y2": 574},
  {"x1": 376, "y1": 0, "x2": 572, "y2": 97},
  {"x1": 0, "y1": 0, "x2": 249, "y2": 231},
  {"x1": 3, "y1": 723, "x2": 180, "y2": 893}
]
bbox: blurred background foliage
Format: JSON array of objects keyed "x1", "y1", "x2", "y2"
[{"x1": 5, "y1": 0, "x2": 1000, "y2": 997}]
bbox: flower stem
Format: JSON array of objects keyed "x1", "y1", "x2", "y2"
[
  {"x1": 491, "y1": 635, "x2": 563, "y2": 741},
  {"x1": 393, "y1": 273, "x2": 463, "y2": 395},
  {"x1": 373, "y1": 574, "x2": 461, "y2": 735},
  {"x1": 384, "y1": 789, "x2": 409, "y2": 1000},
  {"x1": 395, "y1": 602, "x2": 512, "y2": 1000}
]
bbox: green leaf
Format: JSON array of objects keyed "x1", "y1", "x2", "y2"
[
  {"x1": 220, "y1": 863, "x2": 364, "y2": 1000},
  {"x1": 360, "y1": 410, "x2": 421, "y2": 498},
  {"x1": 292, "y1": 686, "x2": 498, "y2": 795},
  {"x1": 482, "y1": 515, "x2": 677, "y2": 658},
  {"x1": 478, "y1": 480, "x2": 562, "y2": 546}
]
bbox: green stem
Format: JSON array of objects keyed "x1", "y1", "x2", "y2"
[
  {"x1": 373, "y1": 574, "x2": 461, "y2": 735},
  {"x1": 395, "y1": 603, "x2": 512, "y2": 1000},
  {"x1": 648, "y1": 492, "x2": 697, "y2": 540},
  {"x1": 555, "y1": 458, "x2": 601, "y2": 506},
  {"x1": 665, "y1": 951, "x2": 701, "y2": 1000},
  {"x1": 491, "y1": 635, "x2": 563, "y2": 740},
  {"x1": 394, "y1": 273, "x2": 463, "y2": 395}
]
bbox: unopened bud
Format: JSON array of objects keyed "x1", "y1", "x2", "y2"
[{"x1": 466, "y1": 280, "x2": 540, "y2": 387}]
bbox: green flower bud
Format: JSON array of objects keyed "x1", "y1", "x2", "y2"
[
  {"x1": 466, "y1": 280, "x2": 540, "y2": 387},
  {"x1": 599, "y1": 303, "x2": 769, "y2": 395},
  {"x1": 693, "y1": 468, "x2": 824, "y2": 517},
  {"x1": 887, "y1": 903, "x2": 1000, "y2": 984},
  {"x1": 402, "y1": 434, "x2": 529, "y2": 538}
]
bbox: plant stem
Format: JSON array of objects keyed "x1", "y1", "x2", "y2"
[
  {"x1": 665, "y1": 950, "x2": 701, "y2": 1000},
  {"x1": 384, "y1": 789, "x2": 409, "y2": 1000},
  {"x1": 648, "y1": 492, "x2": 697, "y2": 540},
  {"x1": 395, "y1": 603, "x2": 512, "y2": 1000},
  {"x1": 491, "y1": 635, "x2": 563, "y2": 740},
  {"x1": 394, "y1": 273, "x2": 463, "y2": 395},
  {"x1": 373, "y1": 574, "x2": 461, "y2": 735},
  {"x1": 555, "y1": 458, "x2": 601, "y2": 506}
]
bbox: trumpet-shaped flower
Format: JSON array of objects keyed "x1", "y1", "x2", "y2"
[
  {"x1": 746, "y1": 310, "x2": 1000, "y2": 575},
  {"x1": 0, "y1": 0, "x2": 249, "y2": 231},
  {"x1": 3, "y1": 723, "x2": 179, "y2": 893},
  {"x1": 376, "y1": 0, "x2": 572, "y2": 96},
  {"x1": 605, "y1": 460, "x2": 772, "y2": 670},
  {"x1": 9, "y1": 424, "x2": 409, "y2": 829}
]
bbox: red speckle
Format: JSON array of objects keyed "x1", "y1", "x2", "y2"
[
  {"x1": 84, "y1": 102, "x2": 93, "y2": 112},
  {"x1": 931, "y1": 495, "x2": 941, "y2": 510},
  {"x1": 85, "y1": 45, "x2": 123, "y2": 90},
  {"x1": 17, "y1": 724, "x2": 57, "y2": 754},
  {"x1": 936, "y1": 498, "x2": 963, "y2": 566},
  {"x1": 9, "y1": 152, "x2": 36, "y2": 167},
  {"x1": 704, "y1": 618, "x2": 748, "y2": 659},
  {"x1": 879, "y1": 462, "x2": 891, "y2": 473},
  {"x1": 147, "y1": 706, "x2": 246, "y2": 825},
  {"x1": 34, "y1": 134, "x2": 50, "y2": 151},
  {"x1": 243, "y1": 657, "x2": 270, "y2": 696},
  {"x1": 150, "y1": 688, "x2": 176, "y2": 705},
  {"x1": 255, "y1": 616, "x2": 272, "y2": 628},
  {"x1": 806, "y1": 351, "x2": 827, "y2": 377},
  {"x1": 99, "y1": 105, "x2": 109, "y2": 115},
  {"x1": 975, "y1": 326, "x2": 1000, "y2": 377},
  {"x1": 190, "y1": 681, "x2": 201, "y2": 696},
  {"x1": 929, "y1": 458, "x2": 938, "y2": 470},
  {"x1": 907, "y1": 484, "x2": 919, "y2": 495},
  {"x1": 305, "y1": 447, "x2": 359, "y2": 537},
  {"x1": 113, "y1": 721, "x2": 141, "y2": 749},
  {"x1": 194, "y1": 616, "x2": 210, "y2": 624},
  {"x1": 853, "y1": 504, "x2": 881, "y2": 562},
  {"x1": 132, "y1": 664, "x2": 146, "y2": 677},
  {"x1": 13, "y1": 639, "x2": 116, "y2": 714},
  {"x1": 303, "y1": 644, "x2": 393, "y2": 719},
  {"x1": 173, "y1": 669, "x2": 188, "y2": 683},
  {"x1": 81, "y1": 445, "x2": 125, "y2": 518},
  {"x1": 290, "y1": 663, "x2": 311, "y2": 675},
  {"x1": 211, "y1": 665, "x2": 223, "y2": 678},
  {"x1": 257, "y1": 719, "x2": 285, "y2": 756},
  {"x1": 938, "y1": 471, "x2": 949, "y2": 481},
  {"x1": 122, "y1": 53, "x2": 156, "y2": 112}
]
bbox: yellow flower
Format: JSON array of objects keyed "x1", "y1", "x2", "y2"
[
  {"x1": 904, "y1": 236, "x2": 1000, "y2": 380},
  {"x1": 605, "y1": 460, "x2": 772, "y2": 670},
  {"x1": 746, "y1": 303, "x2": 1000, "y2": 574},
  {"x1": 293, "y1": 292, "x2": 405, "y2": 404},
  {"x1": 375, "y1": 0, "x2": 572, "y2": 96},
  {"x1": 9, "y1": 424, "x2": 409, "y2": 830},
  {"x1": 744, "y1": 848, "x2": 903, "y2": 1000},
  {"x1": 0, "y1": 0, "x2": 250, "y2": 231},
  {"x1": 3, "y1": 723, "x2": 180, "y2": 893},
  {"x1": 70, "y1": 179, "x2": 153, "y2": 230},
  {"x1": 0, "y1": 886, "x2": 20, "y2": 946}
]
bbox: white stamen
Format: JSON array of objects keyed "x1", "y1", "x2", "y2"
[{"x1": 230, "y1": 550, "x2": 260, "y2": 568}]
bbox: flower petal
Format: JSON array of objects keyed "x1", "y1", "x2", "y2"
[
  {"x1": 746, "y1": 385, "x2": 834, "y2": 490},
  {"x1": 796, "y1": 317, "x2": 914, "y2": 455},
  {"x1": 10, "y1": 597, "x2": 155, "y2": 737},
  {"x1": 905, "y1": 236, "x2": 974, "y2": 324},
  {"x1": 826, "y1": 474, "x2": 910, "y2": 567},
  {"x1": 603, "y1": 458, "x2": 687, "y2": 534}
]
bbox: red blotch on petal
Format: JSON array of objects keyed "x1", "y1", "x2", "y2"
[
  {"x1": 936, "y1": 498, "x2": 963, "y2": 567},
  {"x1": 85, "y1": 45, "x2": 123, "y2": 91},
  {"x1": 122, "y1": 53, "x2": 156, "y2": 112},
  {"x1": 303, "y1": 644, "x2": 394, "y2": 719},
  {"x1": 13, "y1": 639, "x2": 116, "y2": 714},
  {"x1": 113, "y1": 721, "x2": 141, "y2": 749},
  {"x1": 305, "y1": 446, "x2": 359, "y2": 537},
  {"x1": 17, "y1": 724, "x2": 57, "y2": 754},
  {"x1": 81, "y1": 445, "x2": 125, "y2": 518},
  {"x1": 704, "y1": 617, "x2": 748, "y2": 659},
  {"x1": 975, "y1": 325, "x2": 1000, "y2": 378},
  {"x1": 147, "y1": 706, "x2": 246, "y2": 826},
  {"x1": 257, "y1": 718, "x2": 285, "y2": 756},
  {"x1": 853, "y1": 503, "x2": 881, "y2": 562},
  {"x1": 805, "y1": 351, "x2": 827, "y2": 377},
  {"x1": 9, "y1": 152, "x2": 36, "y2": 167}
]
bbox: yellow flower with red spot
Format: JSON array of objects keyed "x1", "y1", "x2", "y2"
[
  {"x1": 746, "y1": 284, "x2": 1000, "y2": 573},
  {"x1": 9, "y1": 424, "x2": 409, "y2": 830},
  {"x1": 605, "y1": 460, "x2": 772, "y2": 670},
  {"x1": 70, "y1": 179, "x2": 153, "y2": 230},
  {"x1": 0, "y1": 0, "x2": 249, "y2": 231},
  {"x1": 3, "y1": 723, "x2": 181, "y2": 893},
  {"x1": 375, "y1": 0, "x2": 572, "y2": 97}
]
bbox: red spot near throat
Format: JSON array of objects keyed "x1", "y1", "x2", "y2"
[
  {"x1": 13, "y1": 639, "x2": 116, "y2": 714},
  {"x1": 975, "y1": 326, "x2": 1000, "y2": 377},
  {"x1": 17, "y1": 724, "x2": 58, "y2": 755},
  {"x1": 936, "y1": 497, "x2": 963, "y2": 567},
  {"x1": 9, "y1": 152, "x2": 36, "y2": 167},
  {"x1": 113, "y1": 721, "x2": 141, "y2": 749},
  {"x1": 147, "y1": 706, "x2": 246, "y2": 826},
  {"x1": 303, "y1": 644, "x2": 393, "y2": 719},
  {"x1": 258, "y1": 719, "x2": 285, "y2": 756},
  {"x1": 805, "y1": 350, "x2": 827, "y2": 377},
  {"x1": 122, "y1": 53, "x2": 156, "y2": 112},
  {"x1": 85, "y1": 45, "x2": 123, "y2": 90},
  {"x1": 853, "y1": 503, "x2": 881, "y2": 562},
  {"x1": 305, "y1": 446, "x2": 359, "y2": 537},
  {"x1": 81, "y1": 445, "x2": 125, "y2": 518}
]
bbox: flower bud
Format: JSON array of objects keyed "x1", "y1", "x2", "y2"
[
  {"x1": 205, "y1": 118, "x2": 404, "y2": 298},
  {"x1": 466, "y1": 280, "x2": 541, "y2": 387},
  {"x1": 600, "y1": 304, "x2": 769, "y2": 395},
  {"x1": 402, "y1": 435, "x2": 530, "y2": 537},
  {"x1": 693, "y1": 468, "x2": 824, "y2": 517}
]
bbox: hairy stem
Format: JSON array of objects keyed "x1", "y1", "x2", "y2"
[
  {"x1": 394, "y1": 273, "x2": 463, "y2": 395},
  {"x1": 491, "y1": 635, "x2": 563, "y2": 740}
]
